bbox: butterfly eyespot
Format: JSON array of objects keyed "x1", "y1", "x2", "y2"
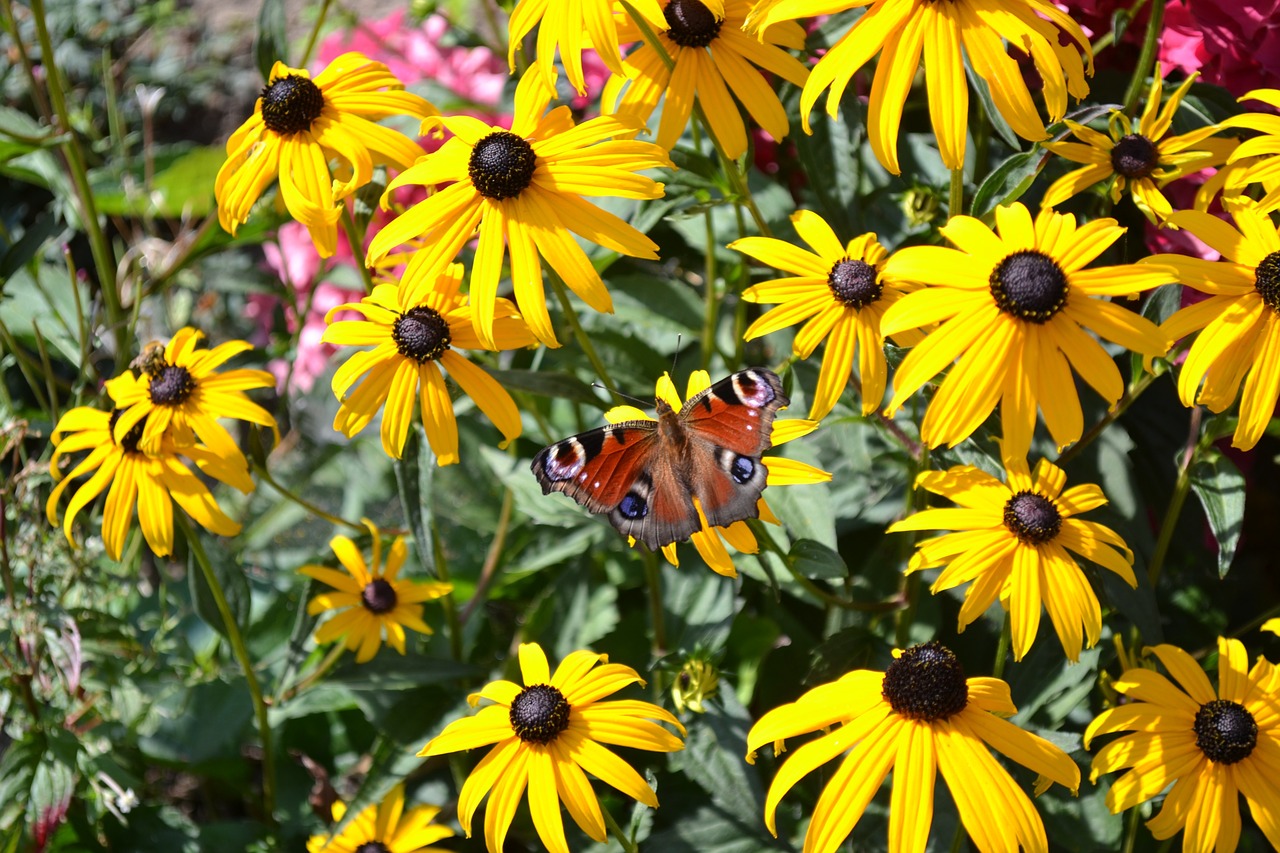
[
  {"x1": 619, "y1": 493, "x2": 648, "y2": 520},
  {"x1": 730, "y1": 456, "x2": 755, "y2": 485}
]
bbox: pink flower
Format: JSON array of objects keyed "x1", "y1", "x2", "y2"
[{"x1": 1188, "y1": 0, "x2": 1280, "y2": 95}]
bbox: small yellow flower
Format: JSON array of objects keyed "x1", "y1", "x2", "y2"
[
  {"x1": 300, "y1": 521, "x2": 452, "y2": 664},
  {"x1": 306, "y1": 783, "x2": 453, "y2": 853},
  {"x1": 216, "y1": 52, "x2": 436, "y2": 257},
  {"x1": 419, "y1": 642, "x2": 685, "y2": 853},
  {"x1": 1206, "y1": 88, "x2": 1280, "y2": 213},
  {"x1": 672, "y1": 657, "x2": 719, "y2": 714}
]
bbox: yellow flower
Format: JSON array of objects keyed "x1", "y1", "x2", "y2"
[
  {"x1": 419, "y1": 642, "x2": 685, "y2": 853},
  {"x1": 367, "y1": 68, "x2": 671, "y2": 350},
  {"x1": 672, "y1": 656, "x2": 719, "y2": 714},
  {"x1": 750, "y1": 0, "x2": 1091, "y2": 174},
  {"x1": 306, "y1": 783, "x2": 454, "y2": 853},
  {"x1": 887, "y1": 457, "x2": 1136, "y2": 662},
  {"x1": 603, "y1": 0, "x2": 809, "y2": 160},
  {"x1": 508, "y1": 0, "x2": 666, "y2": 94},
  {"x1": 104, "y1": 327, "x2": 278, "y2": 466},
  {"x1": 1146, "y1": 205, "x2": 1280, "y2": 450},
  {"x1": 1042, "y1": 65, "x2": 1237, "y2": 223},
  {"x1": 731, "y1": 210, "x2": 924, "y2": 420},
  {"x1": 45, "y1": 406, "x2": 251, "y2": 560},
  {"x1": 216, "y1": 52, "x2": 436, "y2": 257},
  {"x1": 1207, "y1": 88, "x2": 1280, "y2": 213},
  {"x1": 880, "y1": 203, "x2": 1170, "y2": 461},
  {"x1": 746, "y1": 641, "x2": 1080, "y2": 853},
  {"x1": 604, "y1": 371, "x2": 831, "y2": 577},
  {"x1": 322, "y1": 263, "x2": 534, "y2": 463},
  {"x1": 299, "y1": 521, "x2": 452, "y2": 664},
  {"x1": 1087, "y1": 638, "x2": 1280, "y2": 852}
]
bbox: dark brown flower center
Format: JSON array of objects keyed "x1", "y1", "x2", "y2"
[
  {"x1": 1110, "y1": 134, "x2": 1158, "y2": 179},
  {"x1": 354, "y1": 844, "x2": 390, "y2": 853},
  {"x1": 510, "y1": 684, "x2": 571, "y2": 744},
  {"x1": 1254, "y1": 251, "x2": 1280, "y2": 313},
  {"x1": 361, "y1": 579, "x2": 398, "y2": 614},
  {"x1": 1003, "y1": 491, "x2": 1062, "y2": 545},
  {"x1": 828, "y1": 259, "x2": 882, "y2": 308},
  {"x1": 989, "y1": 250, "x2": 1068, "y2": 323},
  {"x1": 1194, "y1": 699, "x2": 1257, "y2": 764},
  {"x1": 107, "y1": 409, "x2": 146, "y2": 454},
  {"x1": 881, "y1": 641, "x2": 968, "y2": 722},
  {"x1": 664, "y1": 0, "x2": 723, "y2": 47},
  {"x1": 260, "y1": 75, "x2": 325, "y2": 135},
  {"x1": 148, "y1": 364, "x2": 196, "y2": 406},
  {"x1": 393, "y1": 306, "x2": 452, "y2": 363},
  {"x1": 469, "y1": 131, "x2": 537, "y2": 200}
]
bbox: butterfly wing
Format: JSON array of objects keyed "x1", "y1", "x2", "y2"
[
  {"x1": 530, "y1": 421, "x2": 702, "y2": 549},
  {"x1": 679, "y1": 369, "x2": 789, "y2": 530}
]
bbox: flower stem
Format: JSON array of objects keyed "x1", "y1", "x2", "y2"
[
  {"x1": 275, "y1": 642, "x2": 345, "y2": 704},
  {"x1": 546, "y1": 267, "x2": 620, "y2": 397},
  {"x1": 1147, "y1": 406, "x2": 1201, "y2": 587},
  {"x1": 341, "y1": 207, "x2": 377, "y2": 294},
  {"x1": 298, "y1": 0, "x2": 335, "y2": 68},
  {"x1": 251, "y1": 460, "x2": 366, "y2": 532},
  {"x1": 176, "y1": 513, "x2": 276, "y2": 829},
  {"x1": 1056, "y1": 369, "x2": 1159, "y2": 467},
  {"x1": 949, "y1": 167, "x2": 965, "y2": 218},
  {"x1": 642, "y1": 549, "x2": 668, "y2": 656},
  {"x1": 602, "y1": 802, "x2": 640, "y2": 853},
  {"x1": 993, "y1": 613, "x2": 1012, "y2": 679},
  {"x1": 1121, "y1": 0, "x2": 1165, "y2": 116}
]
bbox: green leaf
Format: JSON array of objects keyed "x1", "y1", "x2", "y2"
[
  {"x1": 1189, "y1": 451, "x2": 1245, "y2": 578},
  {"x1": 92, "y1": 146, "x2": 223, "y2": 218},
  {"x1": 664, "y1": 567, "x2": 736, "y2": 654},
  {"x1": 187, "y1": 539, "x2": 250, "y2": 640},
  {"x1": 394, "y1": 428, "x2": 438, "y2": 577},
  {"x1": 486, "y1": 368, "x2": 606, "y2": 408},
  {"x1": 792, "y1": 94, "x2": 860, "y2": 240},
  {"x1": 254, "y1": 0, "x2": 287, "y2": 80},
  {"x1": 325, "y1": 655, "x2": 481, "y2": 690},
  {"x1": 971, "y1": 149, "x2": 1049, "y2": 217},
  {"x1": 787, "y1": 538, "x2": 848, "y2": 580}
]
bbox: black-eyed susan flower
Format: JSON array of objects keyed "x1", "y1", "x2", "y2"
[
  {"x1": 887, "y1": 457, "x2": 1136, "y2": 662},
  {"x1": 730, "y1": 211, "x2": 924, "y2": 421},
  {"x1": 603, "y1": 0, "x2": 808, "y2": 161},
  {"x1": 1087, "y1": 638, "x2": 1280, "y2": 852},
  {"x1": 1207, "y1": 88, "x2": 1280, "y2": 214},
  {"x1": 508, "y1": 0, "x2": 665, "y2": 95},
  {"x1": 419, "y1": 642, "x2": 685, "y2": 853},
  {"x1": 366, "y1": 68, "x2": 671, "y2": 350},
  {"x1": 322, "y1": 263, "x2": 534, "y2": 462},
  {"x1": 746, "y1": 641, "x2": 1080, "y2": 852},
  {"x1": 1145, "y1": 205, "x2": 1280, "y2": 451},
  {"x1": 749, "y1": 0, "x2": 1091, "y2": 174},
  {"x1": 216, "y1": 52, "x2": 436, "y2": 257},
  {"x1": 1042, "y1": 66, "x2": 1237, "y2": 223},
  {"x1": 105, "y1": 328, "x2": 278, "y2": 465},
  {"x1": 46, "y1": 407, "x2": 252, "y2": 560},
  {"x1": 602, "y1": 371, "x2": 830, "y2": 576},
  {"x1": 306, "y1": 783, "x2": 454, "y2": 853},
  {"x1": 880, "y1": 203, "x2": 1171, "y2": 461},
  {"x1": 300, "y1": 521, "x2": 452, "y2": 664}
]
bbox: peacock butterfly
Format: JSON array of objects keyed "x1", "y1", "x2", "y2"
[{"x1": 530, "y1": 369, "x2": 789, "y2": 549}]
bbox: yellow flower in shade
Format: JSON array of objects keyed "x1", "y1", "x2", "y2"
[
  {"x1": 880, "y1": 203, "x2": 1170, "y2": 461},
  {"x1": 216, "y1": 52, "x2": 436, "y2": 257},
  {"x1": 1042, "y1": 66, "x2": 1237, "y2": 223},
  {"x1": 887, "y1": 458, "x2": 1136, "y2": 662},
  {"x1": 45, "y1": 407, "x2": 252, "y2": 560},
  {"x1": 508, "y1": 0, "x2": 666, "y2": 94},
  {"x1": 603, "y1": 371, "x2": 831, "y2": 577},
  {"x1": 749, "y1": 0, "x2": 1091, "y2": 174},
  {"x1": 1087, "y1": 638, "x2": 1280, "y2": 852},
  {"x1": 603, "y1": 0, "x2": 809, "y2": 161},
  {"x1": 672, "y1": 656, "x2": 719, "y2": 714},
  {"x1": 322, "y1": 263, "x2": 535, "y2": 463},
  {"x1": 366, "y1": 68, "x2": 671, "y2": 350},
  {"x1": 1206, "y1": 89, "x2": 1280, "y2": 214},
  {"x1": 419, "y1": 642, "x2": 685, "y2": 853},
  {"x1": 300, "y1": 521, "x2": 452, "y2": 664},
  {"x1": 746, "y1": 641, "x2": 1080, "y2": 853},
  {"x1": 1145, "y1": 206, "x2": 1280, "y2": 451},
  {"x1": 730, "y1": 210, "x2": 924, "y2": 420},
  {"x1": 306, "y1": 783, "x2": 454, "y2": 853},
  {"x1": 104, "y1": 328, "x2": 278, "y2": 465}
]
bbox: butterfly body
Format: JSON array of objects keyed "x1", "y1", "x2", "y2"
[{"x1": 531, "y1": 369, "x2": 789, "y2": 549}]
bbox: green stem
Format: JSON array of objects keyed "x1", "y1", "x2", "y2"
[
  {"x1": 701, "y1": 194, "x2": 719, "y2": 371},
  {"x1": 431, "y1": 520, "x2": 464, "y2": 662},
  {"x1": 546, "y1": 267, "x2": 619, "y2": 396},
  {"x1": 251, "y1": 461, "x2": 365, "y2": 531},
  {"x1": 459, "y1": 487, "x2": 514, "y2": 626},
  {"x1": 1121, "y1": 0, "x2": 1165, "y2": 116},
  {"x1": 28, "y1": 0, "x2": 127, "y2": 371},
  {"x1": 1056, "y1": 368, "x2": 1160, "y2": 467},
  {"x1": 341, "y1": 208, "x2": 376, "y2": 294},
  {"x1": 642, "y1": 550, "x2": 668, "y2": 656},
  {"x1": 949, "y1": 167, "x2": 965, "y2": 218},
  {"x1": 275, "y1": 642, "x2": 345, "y2": 704},
  {"x1": 601, "y1": 802, "x2": 640, "y2": 853},
  {"x1": 992, "y1": 613, "x2": 1012, "y2": 680},
  {"x1": 298, "y1": 0, "x2": 335, "y2": 68},
  {"x1": 177, "y1": 514, "x2": 276, "y2": 829},
  {"x1": 1147, "y1": 406, "x2": 1201, "y2": 587},
  {"x1": 1120, "y1": 801, "x2": 1141, "y2": 853}
]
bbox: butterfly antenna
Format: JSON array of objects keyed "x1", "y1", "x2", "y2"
[
  {"x1": 670, "y1": 335, "x2": 682, "y2": 382},
  {"x1": 590, "y1": 381, "x2": 649, "y2": 408}
]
